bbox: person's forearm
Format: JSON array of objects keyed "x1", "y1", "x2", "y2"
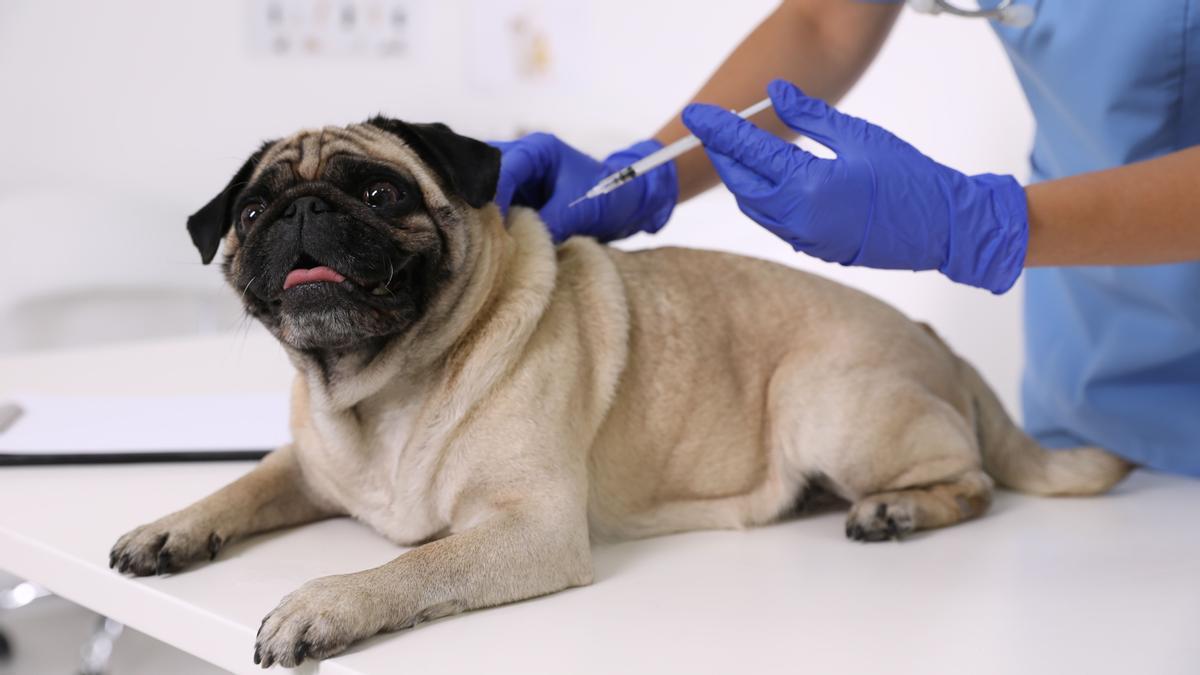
[
  {"x1": 654, "y1": 0, "x2": 901, "y2": 201},
  {"x1": 1024, "y1": 145, "x2": 1200, "y2": 267}
]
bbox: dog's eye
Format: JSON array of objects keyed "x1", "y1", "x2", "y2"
[
  {"x1": 239, "y1": 201, "x2": 266, "y2": 231},
  {"x1": 363, "y1": 182, "x2": 402, "y2": 209}
]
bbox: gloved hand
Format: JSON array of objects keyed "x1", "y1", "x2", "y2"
[
  {"x1": 491, "y1": 134, "x2": 678, "y2": 243},
  {"x1": 681, "y1": 79, "x2": 1028, "y2": 293}
]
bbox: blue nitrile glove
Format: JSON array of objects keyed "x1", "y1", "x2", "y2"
[
  {"x1": 491, "y1": 133, "x2": 678, "y2": 243},
  {"x1": 681, "y1": 79, "x2": 1028, "y2": 293}
]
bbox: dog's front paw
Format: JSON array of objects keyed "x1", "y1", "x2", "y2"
[
  {"x1": 845, "y1": 496, "x2": 916, "y2": 542},
  {"x1": 109, "y1": 518, "x2": 225, "y2": 576},
  {"x1": 255, "y1": 575, "x2": 384, "y2": 668}
]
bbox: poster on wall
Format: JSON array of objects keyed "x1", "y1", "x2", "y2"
[
  {"x1": 463, "y1": 0, "x2": 593, "y2": 94},
  {"x1": 247, "y1": 0, "x2": 424, "y2": 58}
]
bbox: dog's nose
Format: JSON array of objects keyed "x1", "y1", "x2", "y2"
[{"x1": 283, "y1": 196, "x2": 331, "y2": 219}]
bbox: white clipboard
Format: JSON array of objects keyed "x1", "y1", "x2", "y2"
[{"x1": 0, "y1": 393, "x2": 289, "y2": 465}]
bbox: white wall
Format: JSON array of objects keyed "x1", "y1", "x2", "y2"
[{"x1": 0, "y1": 0, "x2": 1033, "y2": 412}]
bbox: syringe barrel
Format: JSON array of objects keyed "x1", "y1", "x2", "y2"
[{"x1": 588, "y1": 166, "x2": 636, "y2": 198}]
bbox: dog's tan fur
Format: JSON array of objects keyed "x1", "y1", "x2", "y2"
[{"x1": 111, "y1": 124, "x2": 1130, "y2": 667}]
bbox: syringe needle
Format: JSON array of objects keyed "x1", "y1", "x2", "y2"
[{"x1": 567, "y1": 195, "x2": 587, "y2": 208}]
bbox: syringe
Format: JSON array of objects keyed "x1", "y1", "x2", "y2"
[{"x1": 568, "y1": 97, "x2": 774, "y2": 207}]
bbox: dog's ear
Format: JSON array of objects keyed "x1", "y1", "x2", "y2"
[
  {"x1": 367, "y1": 117, "x2": 500, "y2": 209},
  {"x1": 186, "y1": 143, "x2": 271, "y2": 264}
]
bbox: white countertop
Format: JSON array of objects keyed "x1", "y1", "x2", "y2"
[{"x1": 1, "y1": 333, "x2": 1198, "y2": 675}]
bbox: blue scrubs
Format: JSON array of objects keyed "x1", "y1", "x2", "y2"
[{"x1": 986, "y1": 1, "x2": 1200, "y2": 475}]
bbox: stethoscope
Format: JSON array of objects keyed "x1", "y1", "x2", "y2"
[{"x1": 907, "y1": 0, "x2": 1036, "y2": 28}]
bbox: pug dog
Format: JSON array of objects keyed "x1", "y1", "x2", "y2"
[{"x1": 110, "y1": 118, "x2": 1130, "y2": 668}]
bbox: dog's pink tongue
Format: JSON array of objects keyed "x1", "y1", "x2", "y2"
[{"x1": 283, "y1": 266, "x2": 346, "y2": 290}]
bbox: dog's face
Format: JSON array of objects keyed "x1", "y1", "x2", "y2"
[{"x1": 186, "y1": 118, "x2": 500, "y2": 351}]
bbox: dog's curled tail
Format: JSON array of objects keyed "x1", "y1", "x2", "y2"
[{"x1": 958, "y1": 357, "x2": 1132, "y2": 496}]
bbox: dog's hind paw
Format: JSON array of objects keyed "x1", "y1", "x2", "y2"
[
  {"x1": 844, "y1": 471, "x2": 993, "y2": 542},
  {"x1": 845, "y1": 497, "x2": 915, "y2": 542}
]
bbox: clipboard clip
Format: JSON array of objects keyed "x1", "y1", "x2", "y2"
[{"x1": 0, "y1": 403, "x2": 24, "y2": 435}]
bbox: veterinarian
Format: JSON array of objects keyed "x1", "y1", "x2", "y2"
[{"x1": 492, "y1": 0, "x2": 1200, "y2": 477}]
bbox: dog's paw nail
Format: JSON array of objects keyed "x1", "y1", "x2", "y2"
[
  {"x1": 885, "y1": 516, "x2": 900, "y2": 538},
  {"x1": 207, "y1": 533, "x2": 224, "y2": 561}
]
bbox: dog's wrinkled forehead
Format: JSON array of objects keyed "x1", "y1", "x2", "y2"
[
  {"x1": 186, "y1": 117, "x2": 499, "y2": 265},
  {"x1": 253, "y1": 124, "x2": 443, "y2": 200}
]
